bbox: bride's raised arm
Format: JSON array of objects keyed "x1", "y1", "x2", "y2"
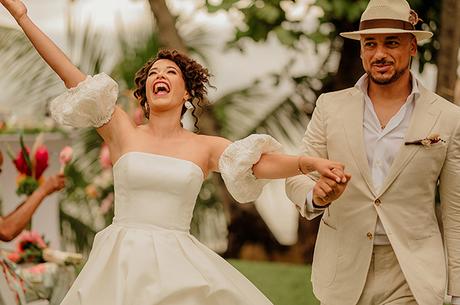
[
  {"x1": 0, "y1": 0, "x2": 133, "y2": 145},
  {"x1": 2, "y1": 0, "x2": 85, "y2": 87}
]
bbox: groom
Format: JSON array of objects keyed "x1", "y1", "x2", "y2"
[{"x1": 286, "y1": 0, "x2": 460, "y2": 304}]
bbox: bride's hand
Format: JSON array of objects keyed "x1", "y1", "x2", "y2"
[
  {"x1": 0, "y1": 0, "x2": 27, "y2": 22},
  {"x1": 300, "y1": 156, "x2": 347, "y2": 183}
]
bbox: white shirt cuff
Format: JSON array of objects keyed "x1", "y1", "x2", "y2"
[
  {"x1": 451, "y1": 296, "x2": 460, "y2": 304},
  {"x1": 306, "y1": 190, "x2": 327, "y2": 213}
]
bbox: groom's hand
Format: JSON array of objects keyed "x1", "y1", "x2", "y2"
[{"x1": 312, "y1": 172, "x2": 351, "y2": 207}]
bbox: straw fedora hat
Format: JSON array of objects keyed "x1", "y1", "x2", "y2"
[{"x1": 340, "y1": 0, "x2": 433, "y2": 42}]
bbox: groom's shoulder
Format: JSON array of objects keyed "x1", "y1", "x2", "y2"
[
  {"x1": 423, "y1": 88, "x2": 460, "y2": 116},
  {"x1": 321, "y1": 87, "x2": 358, "y2": 98}
]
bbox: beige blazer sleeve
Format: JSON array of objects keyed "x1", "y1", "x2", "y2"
[
  {"x1": 285, "y1": 94, "x2": 328, "y2": 220},
  {"x1": 440, "y1": 119, "x2": 460, "y2": 296}
]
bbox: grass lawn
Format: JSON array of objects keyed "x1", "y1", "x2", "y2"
[{"x1": 229, "y1": 259, "x2": 319, "y2": 305}]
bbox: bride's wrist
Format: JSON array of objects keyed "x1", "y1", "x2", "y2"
[{"x1": 298, "y1": 156, "x2": 315, "y2": 175}]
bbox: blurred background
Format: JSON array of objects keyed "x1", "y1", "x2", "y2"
[{"x1": 0, "y1": 1, "x2": 459, "y2": 304}]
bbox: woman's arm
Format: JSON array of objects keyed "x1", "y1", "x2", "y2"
[
  {"x1": 1, "y1": 0, "x2": 86, "y2": 88},
  {"x1": 0, "y1": 174, "x2": 65, "y2": 241},
  {"x1": 208, "y1": 135, "x2": 347, "y2": 182},
  {"x1": 1, "y1": 0, "x2": 135, "y2": 144},
  {"x1": 252, "y1": 153, "x2": 347, "y2": 183}
]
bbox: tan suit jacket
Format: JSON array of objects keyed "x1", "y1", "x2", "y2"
[{"x1": 286, "y1": 85, "x2": 460, "y2": 305}]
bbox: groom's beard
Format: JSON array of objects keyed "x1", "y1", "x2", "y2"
[{"x1": 367, "y1": 60, "x2": 409, "y2": 85}]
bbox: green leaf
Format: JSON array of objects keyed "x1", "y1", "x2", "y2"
[
  {"x1": 255, "y1": 4, "x2": 281, "y2": 23},
  {"x1": 274, "y1": 26, "x2": 297, "y2": 46},
  {"x1": 19, "y1": 132, "x2": 32, "y2": 172}
]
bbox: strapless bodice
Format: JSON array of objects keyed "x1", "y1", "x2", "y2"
[{"x1": 112, "y1": 152, "x2": 204, "y2": 231}]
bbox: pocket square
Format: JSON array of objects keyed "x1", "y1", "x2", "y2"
[{"x1": 405, "y1": 133, "x2": 446, "y2": 148}]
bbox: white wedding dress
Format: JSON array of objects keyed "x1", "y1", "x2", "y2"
[{"x1": 50, "y1": 74, "x2": 282, "y2": 305}]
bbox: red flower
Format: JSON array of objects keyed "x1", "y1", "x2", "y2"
[
  {"x1": 13, "y1": 147, "x2": 31, "y2": 175},
  {"x1": 34, "y1": 146, "x2": 49, "y2": 179}
]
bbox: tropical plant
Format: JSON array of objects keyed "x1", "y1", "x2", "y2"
[{"x1": 0, "y1": 25, "x2": 62, "y2": 123}]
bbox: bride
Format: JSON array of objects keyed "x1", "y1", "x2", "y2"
[{"x1": 0, "y1": 1, "x2": 350, "y2": 304}]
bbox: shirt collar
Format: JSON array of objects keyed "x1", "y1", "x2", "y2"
[{"x1": 355, "y1": 73, "x2": 420, "y2": 101}]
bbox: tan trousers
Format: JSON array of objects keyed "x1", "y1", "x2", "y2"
[{"x1": 322, "y1": 245, "x2": 417, "y2": 305}]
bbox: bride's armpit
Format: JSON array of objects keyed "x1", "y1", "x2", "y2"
[
  {"x1": 205, "y1": 135, "x2": 232, "y2": 173},
  {"x1": 97, "y1": 106, "x2": 136, "y2": 144}
]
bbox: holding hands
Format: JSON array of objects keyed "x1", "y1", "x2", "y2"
[
  {"x1": 312, "y1": 174, "x2": 351, "y2": 207},
  {"x1": 298, "y1": 156, "x2": 351, "y2": 207},
  {"x1": 300, "y1": 156, "x2": 347, "y2": 184}
]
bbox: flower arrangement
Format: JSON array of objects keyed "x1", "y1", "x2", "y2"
[
  {"x1": 7, "y1": 230, "x2": 49, "y2": 264},
  {"x1": 7, "y1": 133, "x2": 49, "y2": 196}
]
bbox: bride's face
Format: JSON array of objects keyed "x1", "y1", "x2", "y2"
[{"x1": 145, "y1": 59, "x2": 189, "y2": 112}]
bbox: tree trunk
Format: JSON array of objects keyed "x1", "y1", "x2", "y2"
[
  {"x1": 436, "y1": 0, "x2": 460, "y2": 102},
  {"x1": 147, "y1": 0, "x2": 187, "y2": 53}
]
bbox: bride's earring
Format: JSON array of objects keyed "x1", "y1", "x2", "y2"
[{"x1": 184, "y1": 101, "x2": 194, "y2": 110}]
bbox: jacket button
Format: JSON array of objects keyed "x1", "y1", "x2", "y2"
[
  {"x1": 374, "y1": 199, "x2": 381, "y2": 206},
  {"x1": 367, "y1": 232, "x2": 373, "y2": 240}
]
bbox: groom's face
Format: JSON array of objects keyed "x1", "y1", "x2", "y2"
[{"x1": 360, "y1": 33, "x2": 417, "y2": 85}]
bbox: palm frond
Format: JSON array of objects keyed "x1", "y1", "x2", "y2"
[{"x1": 0, "y1": 26, "x2": 62, "y2": 118}]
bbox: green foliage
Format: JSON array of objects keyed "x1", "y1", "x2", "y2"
[
  {"x1": 0, "y1": 26, "x2": 62, "y2": 119},
  {"x1": 206, "y1": 0, "x2": 304, "y2": 49},
  {"x1": 205, "y1": 0, "x2": 440, "y2": 73},
  {"x1": 16, "y1": 176, "x2": 39, "y2": 196},
  {"x1": 113, "y1": 29, "x2": 162, "y2": 89}
]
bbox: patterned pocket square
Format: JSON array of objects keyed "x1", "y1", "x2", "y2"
[{"x1": 405, "y1": 133, "x2": 446, "y2": 148}]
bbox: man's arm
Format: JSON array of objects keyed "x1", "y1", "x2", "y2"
[
  {"x1": 440, "y1": 119, "x2": 460, "y2": 297},
  {"x1": 0, "y1": 174, "x2": 65, "y2": 241}
]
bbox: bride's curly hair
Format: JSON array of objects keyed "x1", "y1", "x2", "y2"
[{"x1": 133, "y1": 49, "x2": 211, "y2": 130}]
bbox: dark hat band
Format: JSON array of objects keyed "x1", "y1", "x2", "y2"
[{"x1": 359, "y1": 19, "x2": 415, "y2": 31}]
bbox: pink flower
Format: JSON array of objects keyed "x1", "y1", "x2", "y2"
[
  {"x1": 7, "y1": 252, "x2": 20, "y2": 263},
  {"x1": 99, "y1": 144, "x2": 112, "y2": 169},
  {"x1": 59, "y1": 146, "x2": 73, "y2": 165},
  {"x1": 34, "y1": 146, "x2": 49, "y2": 179}
]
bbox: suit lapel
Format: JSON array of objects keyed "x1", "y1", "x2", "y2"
[
  {"x1": 342, "y1": 89, "x2": 377, "y2": 197},
  {"x1": 377, "y1": 86, "x2": 440, "y2": 197}
]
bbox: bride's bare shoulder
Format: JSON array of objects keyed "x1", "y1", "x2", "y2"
[{"x1": 195, "y1": 134, "x2": 231, "y2": 151}]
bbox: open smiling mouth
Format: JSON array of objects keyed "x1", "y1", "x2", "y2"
[{"x1": 153, "y1": 82, "x2": 171, "y2": 96}]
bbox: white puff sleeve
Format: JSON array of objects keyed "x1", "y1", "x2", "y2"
[
  {"x1": 219, "y1": 134, "x2": 283, "y2": 203},
  {"x1": 49, "y1": 73, "x2": 118, "y2": 128}
]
